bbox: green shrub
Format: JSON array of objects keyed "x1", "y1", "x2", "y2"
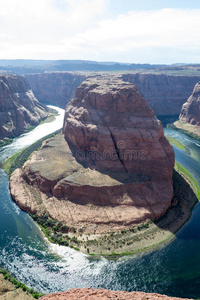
[{"x1": 53, "y1": 226, "x2": 58, "y2": 231}]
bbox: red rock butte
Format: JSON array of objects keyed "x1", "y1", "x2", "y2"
[{"x1": 10, "y1": 75, "x2": 175, "y2": 236}]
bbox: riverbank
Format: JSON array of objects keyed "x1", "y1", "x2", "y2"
[
  {"x1": 0, "y1": 269, "x2": 43, "y2": 299},
  {"x1": 3, "y1": 135, "x2": 199, "y2": 257},
  {"x1": 167, "y1": 120, "x2": 200, "y2": 140},
  {"x1": 0, "y1": 107, "x2": 58, "y2": 148}
]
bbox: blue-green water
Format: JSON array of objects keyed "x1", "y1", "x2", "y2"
[{"x1": 0, "y1": 117, "x2": 200, "y2": 298}]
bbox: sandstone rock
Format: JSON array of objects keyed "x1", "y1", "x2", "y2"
[
  {"x1": 0, "y1": 274, "x2": 33, "y2": 299},
  {"x1": 63, "y1": 76, "x2": 174, "y2": 178},
  {"x1": 40, "y1": 287, "x2": 192, "y2": 300},
  {"x1": 10, "y1": 76, "x2": 174, "y2": 239},
  {"x1": 122, "y1": 73, "x2": 200, "y2": 116},
  {"x1": 179, "y1": 82, "x2": 200, "y2": 125},
  {"x1": 26, "y1": 71, "x2": 200, "y2": 116},
  {"x1": 26, "y1": 72, "x2": 86, "y2": 108},
  {"x1": 0, "y1": 74, "x2": 49, "y2": 139}
]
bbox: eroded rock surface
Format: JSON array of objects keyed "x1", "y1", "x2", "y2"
[
  {"x1": 179, "y1": 82, "x2": 200, "y2": 125},
  {"x1": 0, "y1": 74, "x2": 49, "y2": 139},
  {"x1": 26, "y1": 72, "x2": 86, "y2": 108},
  {"x1": 40, "y1": 288, "x2": 192, "y2": 300},
  {"x1": 122, "y1": 73, "x2": 200, "y2": 116},
  {"x1": 10, "y1": 76, "x2": 174, "y2": 238},
  {"x1": 63, "y1": 76, "x2": 174, "y2": 177},
  {"x1": 26, "y1": 71, "x2": 200, "y2": 116}
]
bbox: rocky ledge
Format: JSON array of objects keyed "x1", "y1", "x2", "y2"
[
  {"x1": 10, "y1": 76, "x2": 174, "y2": 253},
  {"x1": 0, "y1": 74, "x2": 49, "y2": 140},
  {"x1": 40, "y1": 288, "x2": 192, "y2": 300}
]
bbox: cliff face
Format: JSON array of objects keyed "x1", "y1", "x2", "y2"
[
  {"x1": 40, "y1": 288, "x2": 192, "y2": 300},
  {"x1": 26, "y1": 72, "x2": 86, "y2": 108},
  {"x1": 63, "y1": 76, "x2": 174, "y2": 179},
  {"x1": 26, "y1": 72, "x2": 200, "y2": 116},
  {"x1": 122, "y1": 73, "x2": 200, "y2": 116},
  {"x1": 179, "y1": 82, "x2": 200, "y2": 125},
  {"x1": 10, "y1": 76, "x2": 174, "y2": 242},
  {"x1": 0, "y1": 74, "x2": 49, "y2": 140}
]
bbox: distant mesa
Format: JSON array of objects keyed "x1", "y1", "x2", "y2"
[
  {"x1": 0, "y1": 74, "x2": 49, "y2": 140},
  {"x1": 10, "y1": 75, "x2": 175, "y2": 242}
]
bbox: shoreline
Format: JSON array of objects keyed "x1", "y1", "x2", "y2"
[
  {"x1": 0, "y1": 107, "x2": 58, "y2": 148},
  {"x1": 167, "y1": 120, "x2": 200, "y2": 140},
  {"x1": 4, "y1": 137, "x2": 199, "y2": 256}
]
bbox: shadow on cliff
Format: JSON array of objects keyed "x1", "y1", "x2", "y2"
[
  {"x1": 67, "y1": 138, "x2": 197, "y2": 235},
  {"x1": 153, "y1": 169, "x2": 198, "y2": 234},
  {"x1": 67, "y1": 140, "x2": 151, "y2": 184}
]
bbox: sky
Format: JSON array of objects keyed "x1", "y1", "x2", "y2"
[{"x1": 1, "y1": 0, "x2": 200, "y2": 64}]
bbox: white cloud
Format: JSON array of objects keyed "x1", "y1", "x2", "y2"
[{"x1": 0, "y1": 2, "x2": 200, "y2": 63}]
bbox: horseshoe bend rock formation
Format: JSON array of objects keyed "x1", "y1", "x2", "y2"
[
  {"x1": 179, "y1": 81, "x2": 200, "y2": 126},
  {"x1": 10, "y1": 76, "x2": 175, "y2": 234},
  {"x1": 0, "y1": 74, "x2": 49, "y2": 140}
]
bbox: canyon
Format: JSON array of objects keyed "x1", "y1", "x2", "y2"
[
  {"x1": 9, "y1": 75, "x2": 175, "y2": 254},
  {"x1": 0, "y1": 74, "x2": 50, "y2": 141},
  {"x1": 25, "y1": 72, "x2": 200, "y2": 117}
]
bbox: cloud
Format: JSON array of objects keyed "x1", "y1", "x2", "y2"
[
  {"x1": 62, "y1": 9, "x2": 200, "y2": 54},
  {"x1": 0, "y1": 2, "x2": 200, "y2": 63}
]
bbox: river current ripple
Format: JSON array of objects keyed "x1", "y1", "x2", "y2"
[{"x1": 0, "y1": 110, "x2": 200, "y2": 298}]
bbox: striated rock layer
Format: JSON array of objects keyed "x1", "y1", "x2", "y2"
[
  {"x1": 10, "y1": 76, "x2": 174, "y2": 236},
  {"x1": 63, "y1": 76, "x2": 174, "y2": 177},
  {"x1": 0, "y1": 74, "x2": 49, "y2": 139},
  {"x1": 122, "y1": 73, "x2": 200, "y2": 116},
  {"x1": 26, "y1": 72, "x2": 86, "y2": 108},
  {"x1": 40, "y1": 288, "x2": 192, "y2": 300},
  {"x1": 179, "y1": 81, "x2": 200, "y2": 125},
  {"x1": 26, "y1": 71, "x2": 200, "y2": 116}
]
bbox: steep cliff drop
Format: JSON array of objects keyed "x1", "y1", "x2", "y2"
[
  {"x1": 26, "y1": 72, "x2": 86, "y2": 108},
  {"x1": 180, "y1": 82, "x2": 200, "y2": 125},
  {"x1": 122, "y1": 73, "x2": 200, "y2": 117},
  {"x1": 25, "y1": 72, "x2": 200, "y2": 117},
  {"x1": 172, "y1": 82, "x2": 200, "y2": 137},
  {"x1": 10, "y1": 75, "x2": 175, "y2": 254},
  {"x1": 0, "y1": 74, "x2": 50, "y2": 140}
]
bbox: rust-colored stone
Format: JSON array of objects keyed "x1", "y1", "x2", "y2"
[{"x1": 40, "y1": 287, "x2": 192, "y2": 300}]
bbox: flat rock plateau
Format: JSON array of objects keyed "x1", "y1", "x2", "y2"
[{"x1": 10, "y1": 75, "x2": 175, "y2": 254}]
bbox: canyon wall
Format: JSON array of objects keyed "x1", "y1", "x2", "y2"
[
  {"x1": 26, "y1": 72, "x2": 86, "y2": 108},
  {"x1": 26, "y1": 72, "x2": 200, "y2": 116},
  {"x1": 179, "y1": 81, "x2": 200, "y2": 125},
  {"x1": 122, "y1": 73, "x2": 200, "y2": 116},
  {"x1": 0, "y1": 74, "x2": 49, "y2": 140}
]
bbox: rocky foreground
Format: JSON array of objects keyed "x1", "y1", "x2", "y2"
[
  {"x1": 40, "y1": 288, "x2": 192, "y2": 300},
  {"x1": 0, "y1": 74, "x2": 49, "y2": 140},
  {"x1": 10, "y1": 75, "x2": 175, "y2": 254}
]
